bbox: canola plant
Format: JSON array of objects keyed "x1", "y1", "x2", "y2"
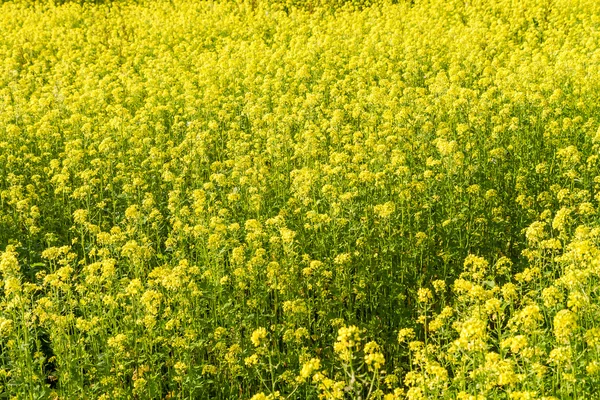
[{"x1": 1, "y1": 0, "x2": 600, "y2": 398}]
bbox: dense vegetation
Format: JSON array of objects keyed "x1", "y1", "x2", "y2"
[{"x1": 1, "y1": 0, "x2": 600, "y2": 398}]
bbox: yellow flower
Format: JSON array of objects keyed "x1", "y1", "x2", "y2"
[
  {"x1": 0, "y1": 318, "x2": 14, "y2": 337},
  {"x1": 463, "y1": 254, "x2": 489, "y2": 281},
  {"x1": 364, "y1": 341, "x2": 385, "y2": 371},
  {"x1": 584, "y1": 328, "x2": 600, "y2": 346},
  {"x1": 501, "y1": 283, "x2": 518, "y2": 302},
  {"x1": 251, "y1": 327, "x2": 268, "y2": 347},
  {"x1": 279, "y1": 227, "x2": 296, "y2": 244},
  {"x1": 173, "y1": 361, "x2": 187, "y2": 375},
  {"x1": 548, "y1": 346, "x2": 572, "y2": 366},
  {"x1": 72, "y1": 209, "x2": 89, "y2": 225},
  {"x1": 374, "y1": 201, "x2": 396, "y2": 219},
  {"x1": 4, "y1": 277, "x2": 21, "y2": 296},
  {"x1": 417, "y1": 288, "x2": 433, "y2": 304},
  {"x1": 525, "y1": 221, "x2": 547, "y2": 244},
  {"x1": 567, "y1": 290, "x2": 588, "y2": 312},
  {"x1": 457, "y1": 392, "x2": 485, "y2": 400},
  {"x1": 509, "y1": 304, "x2": 543, "y2": 333},
  {"x1": 202, "y1": 365, "x2": 217, "y2": 375},
  {"x1": 542, "y1": 286, "x2": 563, "y2": 308},
  {"x1": 509, "y1": 391, "x2": 537, "y2": 400},
  {"x1": 453, "y1": 316, "x2": 487, "y2": 351},
  {"x1": 484, "y1": 298, "x2": 501, "y2": 315},
  {"x1": 0, "y1": 247, "x2": 20, "y2": 275},
  {"x1": 553, "y1": 309, "x2": 577, "y2": 343},
  {"x1": 406, "y1": 387, "x2": 425, "y2": 400},
  {"x1": 140, "y1": 290, "x2": 162, "y2": 315},
  {"x1": 432, "y1": 279, "x2": 446, "y2": 293},
  {"x1": 107, "y1": 334, "x2": 127, "y2": 352},
  {"x1": 501, "y1": 335, "x2": 528, "y2": 354},
  {"x1": 398, "y1": 328, "x2": 415, "y2": 343},
  {"x1": 334, "y1": 325, "x2": 361, "y2": 362},
  {"x1": 250, "y1": 393, "x2": 268, "y2": 400},
  {"x1": 298, "y1": 358, "x2": 321, "y2": 382},
  {"x1": 552, "y1": 207, "x2": 571, "y2": 233},
  {"x1": 245, "y1": 354, "x2": 259, "y2": 366}
]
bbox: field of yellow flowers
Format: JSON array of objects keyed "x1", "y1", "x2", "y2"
[{"x1": 1, "y1": 0, "x2": 600, "y2": 398}]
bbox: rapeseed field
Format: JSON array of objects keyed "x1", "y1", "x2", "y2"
[{"x1": 1, "y1": 0, "x2": 600, "y2": 398}]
